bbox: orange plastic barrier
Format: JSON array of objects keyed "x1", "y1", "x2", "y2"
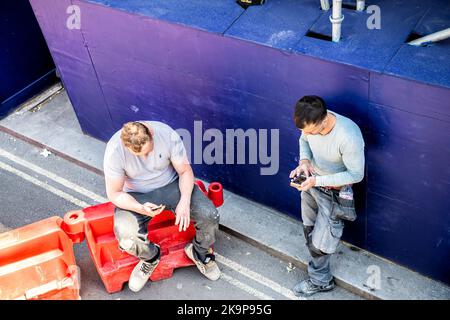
[
  {"x1": 62, "y1": 181, "x2": 223, "y2": 293},
  {"x1": 0, "y1": 217, "x2": 80, "y2": 300}
]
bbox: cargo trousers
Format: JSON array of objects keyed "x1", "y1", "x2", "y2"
[
  {"x1": 113, "y1": 179, "x2": 220, "y2": 263},
  {"x1": 301, "y1": 187, "x2": 345, "y2": 286}
]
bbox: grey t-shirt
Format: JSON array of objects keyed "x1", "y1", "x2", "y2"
[
  {"x1": 103, "y1": 121, "x2": 187, "y2": 193},
  {"x1": 299, "y1": 111, "x2": 365, "y2": 187}
]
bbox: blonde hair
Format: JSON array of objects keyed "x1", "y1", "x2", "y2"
[{"x1": 120, "y1": 122, "x2": 152, "y2": 153}]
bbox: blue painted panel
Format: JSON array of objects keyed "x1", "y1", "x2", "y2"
[
  {"x1": 226, "y1": 0, "x2": 321, "y2": 51},
  {"x1": 365, "y1": 102, "x2": 450, "y2": 215},
  {"x1": 384, "y1": 1, "x2": 450, "y2": 88},
  {"x1": 0, "y1": 0, "x2": 56, "y2": 117},
  {"x1": 370, "y1": 73, "x2": 450, "y2": 121},
  {"x1": 295, "y1": 0, "x2": 428, "y2": 73},
  {"x1": 367, "y1": 191, "x2": 450, "y2": 284},
  {"x1": 364, "y1": 100, "x2": 450, "y2": 282},
  {"x1": 414, "y1": 0, "x2": 450, "y2": 36},
  {"x1": 86, "y1": 0, "x2": 244, "y2": 34}
]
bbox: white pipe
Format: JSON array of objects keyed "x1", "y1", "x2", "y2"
[
  {"x1": 408, "y1": 28, "x2": 450, "y2": 46},
  {"x1": 330, "y1": 0, "x2": 344, "y2": 42},
  {"x1": 356, "y1": 0, "x2": 365, "y2": 11},
  {"x1": 320, "y1": 0, "x2": 330, "y2": 11}
]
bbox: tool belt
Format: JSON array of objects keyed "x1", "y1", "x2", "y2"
[
  {"x1": 318, "y1": 186, "x2": 342, "y2": 191},
  {"x1": 317, "y1": 186, "x2": 357, "y2": 222},
  {"x1": 331, "y1": 191, "x2": 357, "y2": 222}
]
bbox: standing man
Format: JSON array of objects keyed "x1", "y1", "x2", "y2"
[
  {"x1": 289, "y1": 96, "x2": 365, "y2": 297},
  {"x1": 104, "y1": 121, "x2": 221, "y2": 293}
]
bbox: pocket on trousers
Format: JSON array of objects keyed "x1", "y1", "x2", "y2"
[
  {"x1": 330, "y1": 196, "x2": 357, "y2": 222},
  {"x1": 329, "y1": 219, "x2": 344, "y2": 239},
  {"x1": 312, "y1": 217, "x2": 344, "y2": 254}
]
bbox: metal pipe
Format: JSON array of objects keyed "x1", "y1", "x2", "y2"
[
  {"x1": 330, "y1": 0, "x2": 344, "y2": 42},
  {"x1": 408, "y1": 28, "x2": 450, "y2": 46},
  {"x1": 320, "y1": 0, "x2": 330, "y2": 11},
  {"x1": 356, "y1": 0, "x2": 365, "y2": 11}
]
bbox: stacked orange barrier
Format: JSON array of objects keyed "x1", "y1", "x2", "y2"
[{"x1": 0, "y1": 217, "x2": 80, "y2": 300}]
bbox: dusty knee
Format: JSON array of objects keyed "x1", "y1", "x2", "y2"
[
  {"x1": 118, "y1": 238, "x2": 135, "y2": 252},
  {"x1": 114, "y1": 219, "x2": 140, "y2": 252},
  {"x1": 209, "y1": 207, "x2": 220, "y2": 223},
  {"x1": 196, "y1": 206, "x2": 220, "y2": 226}
]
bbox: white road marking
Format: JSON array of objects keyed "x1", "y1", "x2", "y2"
[
  {"x1": 0, "y1": 160, "x2": 90, "y2": 208},
  {"x1": 0, "y1": 148, "x2": 107, "y2": 203},
  {"x1": 216, "y1": 254, "x2": 305, "y2": 300},
  {"x1": 220, "y1": 273, "x2": 274, "y2": 300},
  {"x1": 0, "y1": 151, "x2": 301, "y2": 300}
]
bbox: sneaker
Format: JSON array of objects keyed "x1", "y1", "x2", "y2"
[
  {"x1": 293, "y1": 278, "x2": 335, "y2": 297},
  {"x1": 128, "y1": 255, "x2": 160, "y2": 292},
  {"x1": 185, "y1": 243, "x2": 221, "y2": 281}
]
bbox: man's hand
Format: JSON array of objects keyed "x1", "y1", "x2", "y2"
[
  {"x1": 175, "y1": 199, "x2": 191, "y2": 232},
  {"x1": 139, "y1": 202, "x2": 165, "y2": 217},
  {"x1": 289, "y1": 159, "x2": 315, "y2": 179},
  {"x1": 291, "y1": 176, "x2": 316, "y2": 192},
  {"x1": 299, "y1": 176, "x2": 316, "y2": 191}
]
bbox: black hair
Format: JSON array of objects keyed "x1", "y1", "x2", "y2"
[{"x1": 293, "y1": 95, "x2": 327, "y2": 129}]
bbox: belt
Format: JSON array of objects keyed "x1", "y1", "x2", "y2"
[{"x1": 317, "y1": 186, "x2": 342, "y2": 192}]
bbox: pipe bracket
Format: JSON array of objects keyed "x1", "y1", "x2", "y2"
[{"x1": 329, "y1": 14, "x2": 344, "y2": 24}]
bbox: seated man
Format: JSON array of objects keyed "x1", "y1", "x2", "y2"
[
  {"x1": 103, "y1": 121, "x2": 221, "y2": 292},
  {"x1": 289, "y1": 96, "x2": 365, "y2": 297}
]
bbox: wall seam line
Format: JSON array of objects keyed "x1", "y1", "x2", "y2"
[{"x1": 72, "y1": 0, "x2": 115, "y2": 128}]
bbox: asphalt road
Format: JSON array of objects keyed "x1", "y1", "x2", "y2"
[{"x1": 0, "y1": 131, "x2": 362, "y2": 300}]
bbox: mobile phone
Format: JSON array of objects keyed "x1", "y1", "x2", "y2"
[
  {"x1": 151, "y1": 204, "x2": 163, "y2": 211},
  {"x1": 290, "y1": 174, "x2": 307, "y2": 188}
]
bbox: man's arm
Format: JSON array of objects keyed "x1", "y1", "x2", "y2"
[
  {"x1": 168, "y1": 128, "x2": 194, "y2": 231},
  {"x1": 105, "y1": 176, "x2": 163, "y2": 216},
  {"x1": 172, "y1": 158, "x2": 194, "y2": 232},
  {"x1": 314, "y1": 136, "x2": 365, "y2": 187},
  {"x1": 299, "y1": 133, "x2": 313, "y2": 163},
  {"x1": 290, "y1": 134, "x2": 315, "y2": 179}
]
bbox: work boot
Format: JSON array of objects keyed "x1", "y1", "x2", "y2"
[
  {"x1": 185, "y1": 243, "x2": 221, "y2": 281},
  {"x1": 128, "y1": 247, "x2": 160, "y2": 292},
  {"x1": 293, "y1": 278, "x2": 335, "y2": 297}
]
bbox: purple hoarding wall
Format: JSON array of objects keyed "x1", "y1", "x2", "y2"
[
  {"x1": 29, "y1": 0, "x2": 114, "y2": 141},
  {"x1": 28, "y1": 0, "x2": 450, "y2": 284}
]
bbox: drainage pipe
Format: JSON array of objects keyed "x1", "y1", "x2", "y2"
[
  {"x1": 408, "y1": 28, "x2": 450, "y2": 46},
  {"x1": 330, "y1": 0, "x2": 344, "y2": 42},
  {"x1": 356, "y1": 0, "x2": 365, "y2": 11},
  {"x1": 320, "y1": 0, "x2": 330, "y2": 11}
]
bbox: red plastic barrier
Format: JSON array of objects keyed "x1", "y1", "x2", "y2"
[
  {"x1": 62, "y1": 181, "x2": 223, "y2": 294},
  {"x1": 195, "y1": 180, "x2": 224, "y2": 207},
  {"x1": 194, "y1": 180, "x2": 208, "y2": 195},
  {"x1": 208, "y1": 182, "x2": 224, "y2": 207},
  {"x1": 0, "y1": 217, "x2": 80, "y2": 300}
]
